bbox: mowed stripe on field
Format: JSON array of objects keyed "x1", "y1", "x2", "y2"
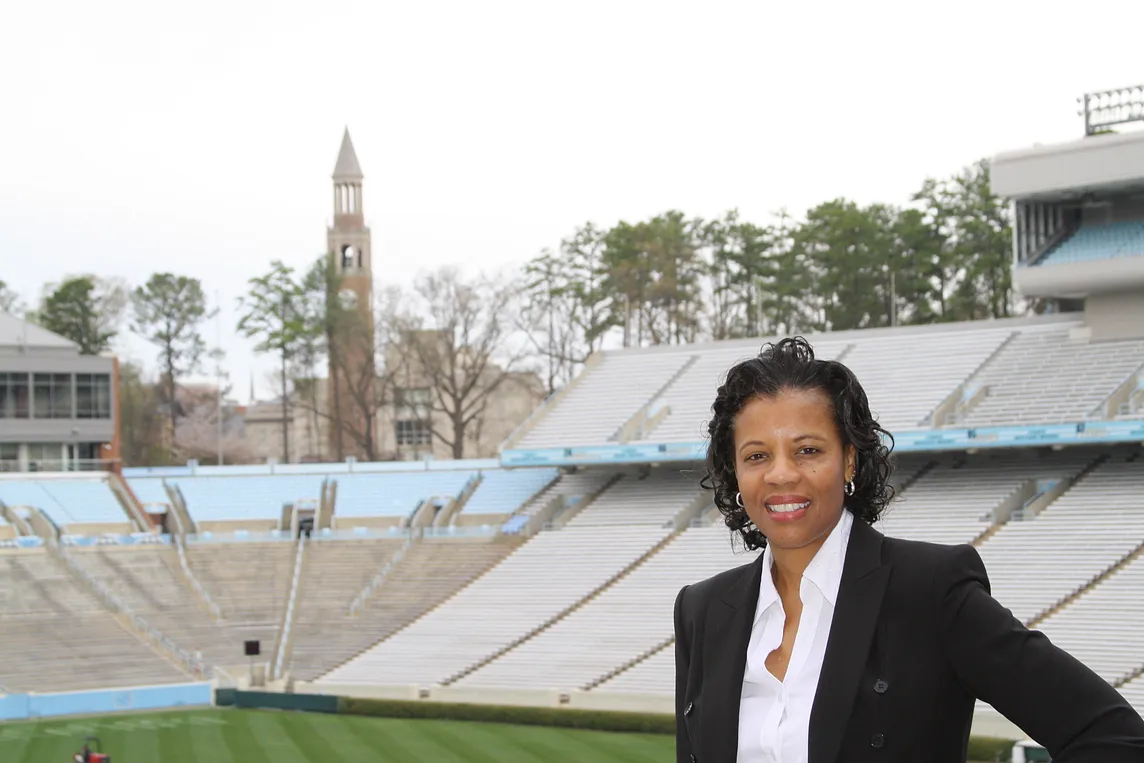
[{"x1": 0, "y1": 708, "x2": 674, "y2": 763}]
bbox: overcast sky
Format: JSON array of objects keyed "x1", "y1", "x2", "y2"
[{"x1": 2, "y1": 0, "x2": 1141, "y2": 400}]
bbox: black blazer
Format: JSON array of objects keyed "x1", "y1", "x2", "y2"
[{"x1": 674, "y1": 517, "x2": 1144, "y2": 763}]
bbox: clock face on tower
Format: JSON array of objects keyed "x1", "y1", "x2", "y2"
[{"x1": 338, "y1": 288, "x2": 358, "y2": 310}]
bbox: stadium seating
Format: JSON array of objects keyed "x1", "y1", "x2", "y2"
[
  {"x1": 876, "y1": 452, "x2": 1091, "y2": 546},
  {"x1": 976, "y1": 456, "x2": 1144, "y2": 624},
  {"x1": 460, "y1": 468, "x2": 559, "y2": 516},
  {"x1": 515, "y1": 351, "x2": 696, "y2": 449},
  {"x1": 318, "y1": 472, "x2": 701, "y2": 687},
  {"x1": 128, "y1": 477, "x2": 173, "y2": 510},
  {"x1": 130, "y1": 468, "x2": 480, "y2": 525},
  {"x1": 511, "y1": 469, "x2": 615, "y2": 521},
  {"x1": 0, "y1": 477, "x2": 128, "y2": 525},
  {"x1": 956, "y1": 323, "x2": 1144, "y2": 427},
  {"x1": 636, "y1": 341, "x2": 848, "y2": 442},
  {"x1": 1039, "y1": 220, "x2": 1144, "y2": 266},
  {"x1": 287, "y1": 537, "x2": 406, "y2": 679},
  {"x1": 293, "y1": 536, "x2": 519, "y2": 681},
  {"x1": 1036, "y1": 553, "x2": 1144, "y2": 685},
  {"x1": 66, "y1": 544, "x2": 252, "y2": 671},
  {"x1": 0, "y1": 549, "x2": 188, "y2": 692},
  {"x1": 160, "y1": 475, "x2": 324, "y2": 522},
  {"x1": 456, "y1": 522, "x2": 757, "y2": 691},
  {"x1": 184, "y1": 540, "x2": 296, "y2": 659},
  {"x1": 334, "y1": 470, "x2": 477, "y2": 519},
  {"x1": 839, "y1": 328, "x2": 1016, "y2": 431},
  {"x1": 1120, "y1": 674, "x2": 1144, "y2": 716},
  {"x1": 594, "y1": 642, "x2": 673, "y2": 695}
]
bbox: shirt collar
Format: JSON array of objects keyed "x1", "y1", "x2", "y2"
[{"x1": 755, "y1": 508, "x2": 854, "y2": 623}]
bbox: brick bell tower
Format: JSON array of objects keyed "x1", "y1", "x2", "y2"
[{"x1": 327, "y1": 128, "x2": 375, "y2": 459}]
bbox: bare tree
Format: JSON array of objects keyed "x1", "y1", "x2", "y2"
[{"x1": 395, "y1": 267, "x2": 529, "y2": 459}]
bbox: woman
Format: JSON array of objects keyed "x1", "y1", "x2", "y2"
[{"x1": 674, "y1": 337, "x2": 1144, "y2": 763}]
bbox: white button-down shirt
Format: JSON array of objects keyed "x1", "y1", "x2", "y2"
[{"x1": 736, "y1": 509, "x2": 854, "y2": 763}]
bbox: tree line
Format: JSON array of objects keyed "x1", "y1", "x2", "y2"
[
  {"x1": 519, "y1": 158, "x2": 1021, "y2": 392},
  {"x1": 0, "y1": 156, "x2": 1026, "y2": 466}
]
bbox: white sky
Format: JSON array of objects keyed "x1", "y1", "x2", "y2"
[{"x1": 2, "y1": 0, "x2": 1141, "y2": 401}]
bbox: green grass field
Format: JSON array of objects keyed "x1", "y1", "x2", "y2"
[{"x1": 0, "y1": 708, "x2": 673, "y2": 763}]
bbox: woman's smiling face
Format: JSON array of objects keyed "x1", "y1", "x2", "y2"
[{"x1": 732, "y1": 387, "x2": 855, "y2": 554}]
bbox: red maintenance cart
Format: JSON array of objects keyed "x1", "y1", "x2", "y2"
[{"x1": 73, "y1": 735, "x2": 111, "y2": 763}]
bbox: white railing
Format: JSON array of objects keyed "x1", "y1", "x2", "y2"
[
  {"x1": 167, "y1": 508, "x2": 222, "y2": 621},
  {"x1": 272, "y1": 535, "x2": 307, "y2": 681},
  {"x1": 349, "y1": 536, "x2": 413, "y2": 616},
  {"x1": 49, "y1": 538, "x2": 211, "y2": 679}
]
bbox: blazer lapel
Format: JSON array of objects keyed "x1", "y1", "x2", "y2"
[
  {"x1": 808, "y1": 519, "x2": 890, "y2": 763},
  {"x1": 701, "y1": 553, "x2": 763, "y2": 763}
]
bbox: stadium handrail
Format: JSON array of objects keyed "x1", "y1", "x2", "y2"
[
  {"x1": 1089, "y1": 362, "x2": 1144, "y2": 419},
  {"x1": 47, "y1": 536, "x2": 203, "y2": 680},
  {"x1": 272, "y1": 534, "x2": 307, "y2": 681},
  {"x1": 167, "y1": 508, "x2": 222, "y2": 621},
  {"x1": 349, "y1": 535, "x2": 414, "y2": 617}
]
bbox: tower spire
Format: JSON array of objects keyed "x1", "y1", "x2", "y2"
[{"x1": 333, "y1": 127, "x2": 363, "y2": 180}]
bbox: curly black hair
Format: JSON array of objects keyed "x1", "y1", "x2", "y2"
[{"x1": 701, "y1": 336, "x2": 895, "y2": 551}]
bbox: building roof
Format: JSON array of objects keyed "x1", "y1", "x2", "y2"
[
  {"x1": 333, "y1": 127, "x2": 363, "y2": 180},
  {"x1": 0, "y1": 313, "x2": 77, "y2": 351}
]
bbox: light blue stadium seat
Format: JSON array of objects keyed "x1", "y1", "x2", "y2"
[
  {"x1": 169, "y1": 475, "x2": 326, "y2": 521},
  {"x1": 1039, "y1": 220, "x2": 1144, "y2": 266},
  {"x1": 463, "y1": 468, "x2": 559, "y2": 515},
  {"x1": 0, "y1": 479, "x2": 127, "y2": 524},
  {"x1": 335, "y1": 471, "x2": 476, "y2": 518},
  {"x1": 126, "y1": 477, "x2": 171, "y2": 508}
]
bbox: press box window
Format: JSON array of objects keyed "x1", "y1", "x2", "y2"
[
  {"x1": 0, "y1": 373, "x2": 30, "y2": 418},
  {"x1": 32, "y1": 373, "x2": 72, "y2": 419},
  {"x1": 75, "y1": 373, "x2": 112, "y2": 419}
]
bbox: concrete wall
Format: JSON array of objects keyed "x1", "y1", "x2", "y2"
[
  {"x1": 993, "y1": 130, "x2": 1144, "y2": 200},
  {"x1": 1085, "y1": 289, "x2": 1144, "y2": 341},
  {"x1": 0, "y1": 682, "x2": 212, "y2": 721}
]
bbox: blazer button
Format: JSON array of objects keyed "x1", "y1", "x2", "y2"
[
  {"x1": 685, "y1": 701, "x2": 694, "y2": 716},
  {"x1": 873, "y1": 679, "x2": 889, "y2": 694},
  {"x1": 871, "y1": 733, "x2": 885, "y2": 749}
]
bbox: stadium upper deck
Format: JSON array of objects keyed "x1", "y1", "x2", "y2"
[{"x1": 502, "y1": 313, "x2": 1144, "y2": 465}]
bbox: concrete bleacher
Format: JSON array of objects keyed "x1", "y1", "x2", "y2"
[
  {"x1": 461, "y1": 468, "x2": 559, "y2": 516},
  {"x1": 516, "y1": 350, "x2": 696, "y2": 449},
  {"x1": 638, "y1": 341, "x2": 847, "y2": 442},
  {"x1": 0, "y1": 549, "x2": 188, "y2": 692},
  {"x1": 293, "y1": 536, "x2": 518, "y2": 682},
  {"x1": 66, "y1": 545, "x2": 249, "y2": 671},
  {"x1": 184, "y1": 540, "x2": 295, "y2": 657},
  {"x1": 1036, "y1": 553, "x2": 1144, "y2": 685},
  {"x1": 318, "y1": 473, "x2": 700, "y2": 687},
  {"x1": 957, "y1": 323, "x2": 1144, "y2": 427},
  {"x1": 287, "y1": 538, "x2": 406, "y2": 680},
  {"x1": 1039, "y1": 219, "x2": 1144, "y2": 266},
  {"x1": 0, "y1": 477, "x2": 128, "y2": 526},
  {"x1": 1120, "y1": 674, "x2": 1144, "y2": 716},
  {"x1": 456, "y1": 522, "x2": 756, "y2": 691},
  {"x1": 513, "y1": 470, "x2": 615, "y2": 520},
  {"x1": 594, "y1": 642, "x2": 673, "y2": 696},
  {"x1": 877, "y1": 453, "x2": 1090, "y2": 546},
  {"x1": 977, "y1": 456, "x2": 1144, "y2": 624}
]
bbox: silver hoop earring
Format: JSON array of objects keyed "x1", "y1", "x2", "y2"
[
  {"x1": 735, "y1": 492, "x2": 745, "y2": 508},
  {"x1": 845, "y1": 480, "x2": 855, "y2": 496}
]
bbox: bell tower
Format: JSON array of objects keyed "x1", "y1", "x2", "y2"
[{"x1": 326, "y1": 128, "x2": 375, "y2": 459}]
